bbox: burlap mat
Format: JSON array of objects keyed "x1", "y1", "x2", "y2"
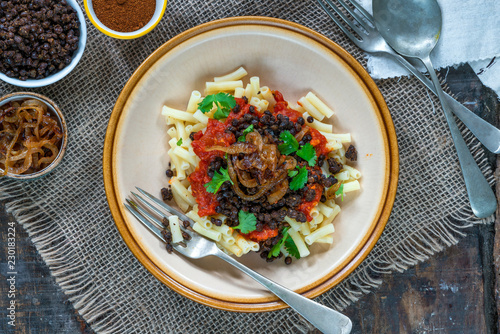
[{"x1": 0, "y1": 1, "x2": 495, "y2": 333}]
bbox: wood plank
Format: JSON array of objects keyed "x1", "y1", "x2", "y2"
[
  {"x1": 494, "y1": 133, "x2": 500, "y2": 334},
  {"x1": 0, "y1": 205, "x2": 92, "y2": 334},
  {"x1": 342, "y1": 225, "x2": 487, "y2": 333}
]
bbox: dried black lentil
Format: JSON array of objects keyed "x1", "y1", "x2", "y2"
[{"x1": 345, "y1": 144, "x2": 358, "y2": 161}]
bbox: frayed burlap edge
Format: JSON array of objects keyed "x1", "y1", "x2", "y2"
[{"x1": 0, "y1": 183, "x2": 126, "y2": 333}]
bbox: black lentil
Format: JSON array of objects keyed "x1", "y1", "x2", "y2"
[
  {"x1": 327, "y1": 157, "x2": 343, "y2": 174},
  {"x1": 210, "y1": 217, "x2": 222, "y2": 226},
  {"x1": 181, "y1": 231, "x2": 191, "y2": 241},
  {"x1": 161, "y1": 187, "x2": 173, "y2": 201},
  {"x1": 317, "y1": 154, "x2": 326, "y2": 167},
  {"x1": 321, "y1": 175, "x2": 337, "y2": 188},
  {"x1": 345, "y1": 144, "x2": 358, "y2": 161},
  {"x1": 0, "y1": 0, "x2": 81, "y2": 80},
  {"x1": 161, "y1": 229, "x2": 172, "y2": 243},
  {"x1": 304, "y1": 188, "x2": 317, "y2": 202}
]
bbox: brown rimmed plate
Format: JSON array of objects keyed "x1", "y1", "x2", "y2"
[{"x1": 103, "y1": 17, "x2": 398, "y2": 312}]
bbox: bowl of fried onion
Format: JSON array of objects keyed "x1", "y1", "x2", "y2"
[{"x1": 0, "y1": 92, "x2": 67, "y2": 179}]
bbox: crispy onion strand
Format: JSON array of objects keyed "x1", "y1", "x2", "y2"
[
  {"x1": 294, "y1": 126, "x2": 309, "y2": 142},
  {"x1": 267, "y1": 179, "x2": 289, "y2": 204},
  {"x1": 228, "y1": 157, "x2": 289, "y2": 201},
  {"x1": 325, "y1": 182, "x2": 341, "y2": 200},
  {"x1": 0, "y1": 100, "x2": 62, "y2": 176},
  {"x1": 206, "y1": 142, "x2": 257, "y2": 154}
]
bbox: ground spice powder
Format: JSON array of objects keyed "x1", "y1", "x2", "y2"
[{"x1": 92, "y1": 0, "x2": 156, "y2": 33}]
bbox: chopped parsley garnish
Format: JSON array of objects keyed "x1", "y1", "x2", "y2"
[
  {"x1": 268, "y1": 227, "x2": 300, "y2": 259},
  {"x1": 238, "y1": 124, "x2": 254, "y2": 142},
  {"x1": 297, "y1": 143, "x2": 317, "y2": 166},
  {"x1": 289, "y1": 166, "x2": 308, "y2": 191},
  {"x1": 235, "y1": 210, "x2": 257, "y2": 233},
  {"x1": 197, "y1": 93, "x2": 236, "y2": 120},
  {"x1": 288, "y1": 170, "x2": 298, "y2": 178},
  {"x1": 204, "y1": 167, "x2": 233, "y2": 194},
  {"x1": 278, "y1": 131, "x2": 299, "y2": 155},
  {"x1": 269, "y1": 227, "x2": 289, "y2": 257},
  {"x1": 335, "y1": 183, "x2": 344, "y2": 201},
  {"x1": 176, "y1": 138, "x2": 183, "y2": 146},
  {"x1": 284, "y1": 237, "x2": 300, "y2": 259},
  {"x1": 279, "y1": 131, "x2": 318, "y2": 167}
]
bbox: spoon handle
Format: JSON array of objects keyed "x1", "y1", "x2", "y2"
[
  {"x1": 386, "y1": 51, "x2": 500, "y2": 154},
  {"x1": 421, "y1": 56, "x2": 497, "y2": 218}
]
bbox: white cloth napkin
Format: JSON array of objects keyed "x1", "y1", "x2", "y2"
[
  {"x1": 360, "y1": 0, "x2": 500, "y2": 96},
  {"x1": 470, "y1": 58, "x2": 500, "y2": 96}
]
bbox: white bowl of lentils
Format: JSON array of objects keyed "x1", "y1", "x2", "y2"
[{"x1": 0, "y1": 0, "x2": 87, "y2": 88}]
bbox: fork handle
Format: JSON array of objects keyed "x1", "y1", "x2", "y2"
[
  {"x1": 215, "y1": 251, "x2": 352, "y2": 334},
  {"x1": 420, "y1": 56, "x2": 496, "y2": 218},
  {"x1": 385, "y1": 50, "x2": 500, "y2": 154}
]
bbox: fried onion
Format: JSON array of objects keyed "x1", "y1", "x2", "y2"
[
  {"x1": 294, "y1": 126, "x2": 309, "y2": 142},
  {"x1": 267, "y1": 179, "x2": 289, "y2": 204},
  {"x1": 234, "y1": 167, "x2": 258, "y2": 188},
  {"x1": 245, "y1": 131, "x2": 263, "y2": 151},
  {"x1": 206, "y1": 141, "x2": 257, "y2": 154},
  {"x1": 228, "y1": 157, "x2": 289, "y2": 201},
  {"x1": 0, "y1": 99, "x2": 63, "y2": 176},
  {"x1": 325, "y1": 182, "x2": 341, "y2": 200}
]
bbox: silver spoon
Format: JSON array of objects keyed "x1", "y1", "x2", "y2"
[{"x1": 372, "y1": 0, "x2": 496, "y2": 218}]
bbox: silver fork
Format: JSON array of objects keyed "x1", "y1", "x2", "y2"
[
  {"x1": 316, "y1": 0, "x2": 500, "y2": 154},
  {"x1": 125, "y1": 187, "x2": 352, "y2": 334}
]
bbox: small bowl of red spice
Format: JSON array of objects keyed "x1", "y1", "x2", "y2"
[{"x1": 84, "y1": 0, "x2": 167, "y2": 39}]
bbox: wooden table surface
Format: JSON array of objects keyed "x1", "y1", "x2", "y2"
[{"x1": 1, "y1": 64, "x2": 498, "y2": 334}]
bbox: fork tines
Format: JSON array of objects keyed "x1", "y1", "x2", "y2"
[
  {"x1": 135, "y1": 187, "x2": 193, "y2": 225},
  {"x1": 124, "y1": 199, "x2": 166, "y2": 242},
  {"x1": 124, "y1": 188, "x2": 195, "y2": 244},
  {"x1": 316, "y1": 0, "x2": 374, "y2": 42}
]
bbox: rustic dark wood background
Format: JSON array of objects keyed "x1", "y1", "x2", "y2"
[{"x1": 0, "y1": 64, "x2": 498, "y2": 333}]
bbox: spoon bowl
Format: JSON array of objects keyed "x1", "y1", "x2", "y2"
[
  {"x1": 373, "y1": 0, "x2": 442, "y2": 58},
  {"x1": 372, "y1": 0, "x2": 497, "y2": 218}
]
